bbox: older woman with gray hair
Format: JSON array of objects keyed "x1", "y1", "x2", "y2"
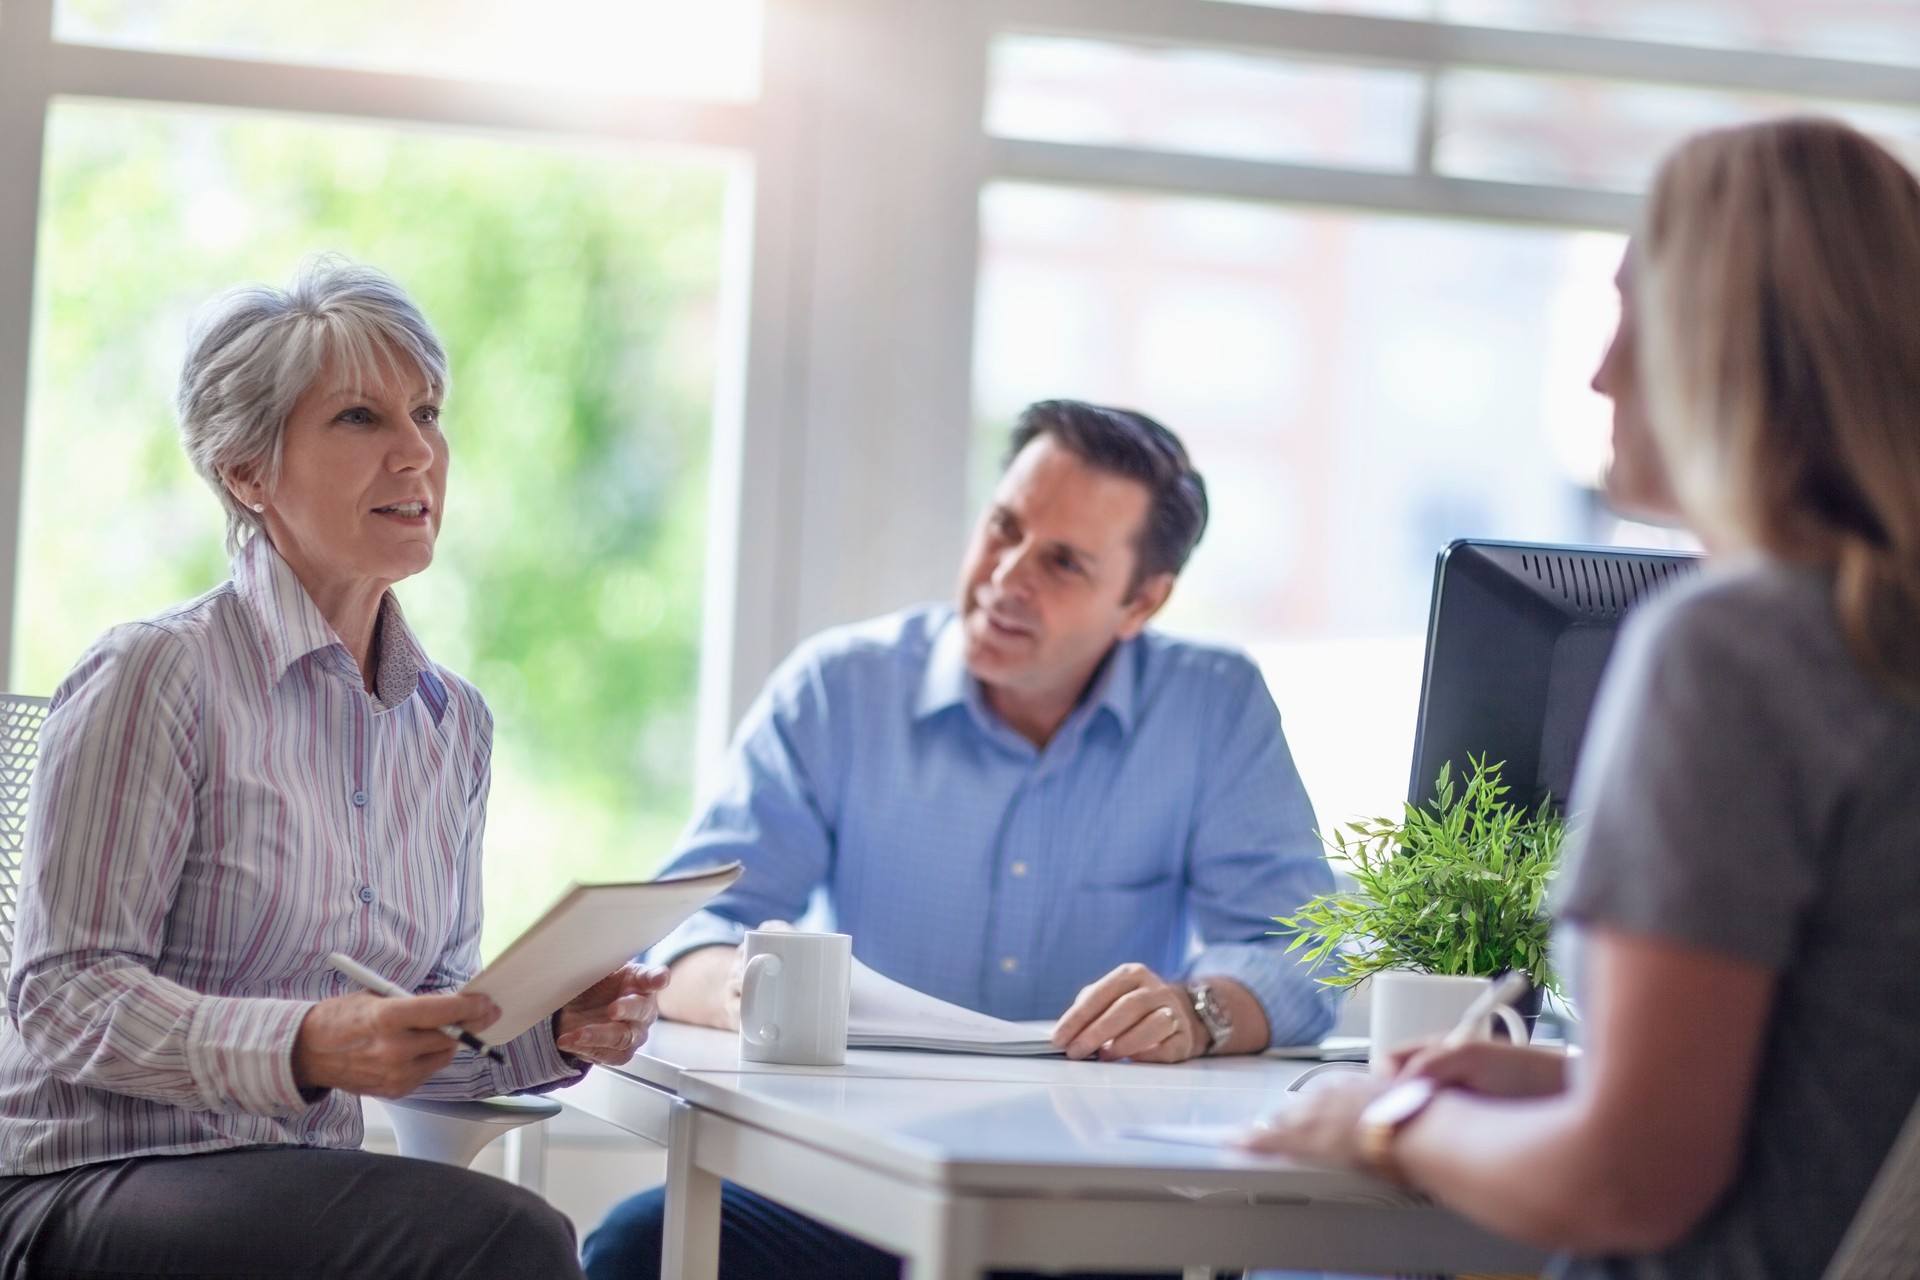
[{"x1": 0, "y1": 258, "x2": 662, "y2": 1277}]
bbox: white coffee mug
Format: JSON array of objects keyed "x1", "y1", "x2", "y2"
[
  {"x1": 738, "y1": 930, "x2": 852, "y2": 1066},
  {"x1": 1369, "y1": 971, "x2": 1529, "y2": 1071}
]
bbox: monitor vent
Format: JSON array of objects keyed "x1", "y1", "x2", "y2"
[{"x1": 1518, "y1": 551, "x2": 1695, "y2": 619}]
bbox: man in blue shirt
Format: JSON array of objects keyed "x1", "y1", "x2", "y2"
[{"x1": 583, "y1": 400, "x2": 1335, "y2": 1280}]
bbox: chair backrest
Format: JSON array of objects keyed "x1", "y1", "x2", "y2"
[
  {"x1": 1823, "y1": 1088, "x2": 1920, "y2": 1280},
  {"x1": 0, "y1": 695, "x2": 50, "y2": 988}
]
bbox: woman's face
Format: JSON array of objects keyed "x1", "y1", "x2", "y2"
[
  {"x1": 242, "y1": 347, "x2": 447, "y2": 599},
  {"x1": 1592, "y1": 252, "x2": 1684, "y2": 524}
]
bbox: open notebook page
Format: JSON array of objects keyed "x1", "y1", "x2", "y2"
[{"x1": 848, "y1": 958, "x2": 1060, "y2": 1055}]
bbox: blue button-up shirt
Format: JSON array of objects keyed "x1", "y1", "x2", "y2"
[{"x1": 651, "y1": 605, "x2": 1337, "y2": 1046}]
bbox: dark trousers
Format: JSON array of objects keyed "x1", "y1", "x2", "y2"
[
  {"x1": 0, "y1": 1146, "x2": 581, "y2": 1279},
  {"x1": 582, "y1": 1182, "x2": 1184, "y2": 1280}
]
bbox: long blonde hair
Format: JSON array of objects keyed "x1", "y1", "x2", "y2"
[{"x1": 1636, "y1": 117, "x2": 1920, "y2": 700}]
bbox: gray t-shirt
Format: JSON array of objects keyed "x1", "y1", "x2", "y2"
[{"x1": 1552, "y1": 560, "x2": 1920, "y2": 1280}]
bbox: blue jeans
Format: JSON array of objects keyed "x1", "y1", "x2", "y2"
[{"x1": 583, "y1": 1182, "x2": 1188, "y2": 1280}]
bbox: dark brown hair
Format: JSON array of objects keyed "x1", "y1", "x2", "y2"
[{"x1": 1006, "y1": 400, "x2": 1208, "y2": 595}]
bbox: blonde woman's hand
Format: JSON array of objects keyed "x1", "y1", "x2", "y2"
[
  {"x1": 1236, "y1": 1075, "x2": 1392, "y2": 1167},
  {"x1": 1388, "y1": 1039, "x2": 1569, "y2": 1098}
]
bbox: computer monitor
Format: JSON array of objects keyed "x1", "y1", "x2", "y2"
[{"x1": 1407, "y1": 539, "x2": 1702, "y2": 813}]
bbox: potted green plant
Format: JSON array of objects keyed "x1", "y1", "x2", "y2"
[{"x1": 1276, "y1": 757, "x2": 1566, "y2": 1014}]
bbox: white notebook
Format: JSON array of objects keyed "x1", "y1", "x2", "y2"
[
  {"x1": 462, "y1": 863, "x2": 742, "y2": 1045},
  {"x1": 847, "y1": 959, "x2": 1060, "y2": 1056}
]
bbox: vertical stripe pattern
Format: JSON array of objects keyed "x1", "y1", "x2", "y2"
[{"x1": 0, "y1": 536, "x2": 574, "y2": 1176}]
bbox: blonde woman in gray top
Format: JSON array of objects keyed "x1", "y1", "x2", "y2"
[{"x1": 1248, "y1": 117, "x2": 1920, "y2": 1279}]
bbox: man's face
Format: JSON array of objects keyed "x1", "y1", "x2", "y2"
[{"x1": 956, "y1": 435, "x2": 1171, "y2": 705}]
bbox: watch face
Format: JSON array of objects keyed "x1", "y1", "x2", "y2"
[{"x1": 1191, "y1": 983, "x2": 1232, "y2": 1044}]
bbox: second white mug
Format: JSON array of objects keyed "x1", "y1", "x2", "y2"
[
  {"x1": 738, "y1": 929, "x2": 852, "y2": 1066},
  {"x1": 1369, "y1": 970, "x2": 1529, "y2": 1071}
]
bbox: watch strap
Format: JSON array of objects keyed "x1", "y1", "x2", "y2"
[
  {"x1": 1187, "y1": 981, "x2": 1233, "y2": 1055},
  {"x1": 1356, "y1": 1076, "x2": 1440, "y2": 1187}
]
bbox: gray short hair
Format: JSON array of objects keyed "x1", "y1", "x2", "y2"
[{"x1": 177, "y1": 255, "x2": 451, "y2": 553}]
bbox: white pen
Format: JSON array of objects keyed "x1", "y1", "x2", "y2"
[
  {"x1": 327, "y1": 952, "x2": 505, "y2": 1063},
  {"x1": 1439, "y1": 970, "x2": 1533, "y2": 1050}
]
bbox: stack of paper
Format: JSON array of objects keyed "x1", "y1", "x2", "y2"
[{"x1": 848, "y1": 960, "x2": 1061, "y2": 1055}]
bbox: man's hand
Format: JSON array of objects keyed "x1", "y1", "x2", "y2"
[
  {"x1": 1051, "y1": 963, "x2": 1210, "y2": 1062},
  {"x1": 555, "y1": 963, "x2": 671, "y2": 1066},
  {"x1": 293, "y1": 991, "x2": 499, "y2": 1098}
]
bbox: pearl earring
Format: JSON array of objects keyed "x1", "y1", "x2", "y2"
[{"x1": 251, "y1": 503, "x2": 265, "y2": 513}]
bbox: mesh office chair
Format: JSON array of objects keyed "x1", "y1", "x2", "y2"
[
  {"x1": 0, "y1": 697, "x2": 48, "y2": 993},
  {"x1": 0, "y1": 692, "x2": 557, "y2": 1189}
]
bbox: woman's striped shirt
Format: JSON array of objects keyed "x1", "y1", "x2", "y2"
[{"x1": 0, "y1": 535, "x2": 576, "y2": 1175}]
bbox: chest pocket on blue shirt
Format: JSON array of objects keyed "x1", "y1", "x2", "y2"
[
  {"x1": 1067, "y1": 807, "x2": 1181, "y2": 966},
  {"x1": 1064, "y1": 874, "x2": 1183, "y2": 978}
]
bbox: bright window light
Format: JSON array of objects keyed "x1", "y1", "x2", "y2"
[{"x1": 55, "y1": 0, "x2": 764, "y2": 100}]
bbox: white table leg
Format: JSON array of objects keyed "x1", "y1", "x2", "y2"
[
  {"x1": 903, "y1": 1198, "x2": 987, "y2": 1280},
  {"x1": 661, "y1": 1101, "x2": 722, "y2": 1280},
  {"x1": 501, "y1": 1123, "x2": 548, "y2": 1195}
]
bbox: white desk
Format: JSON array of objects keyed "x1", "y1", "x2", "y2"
[{"x1": 561, "y1": 1024, "x2": 1546, "y2": 1280}]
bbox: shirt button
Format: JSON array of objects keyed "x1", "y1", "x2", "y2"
[
  {"x1": 357, "y1": 886, "x2": 375, "y2": 904},
  {"x1": 351, "y1": 790, "x2": 368, "y2": 807},
  {"x1": 1010, "y1": 861, "x2": 1029, "y2": 878},
  {"x1": 1000, "y1": 956, "x2": 1019, "y2": 973}
]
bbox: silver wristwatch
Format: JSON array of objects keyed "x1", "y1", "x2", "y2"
[{"x1": 1187, "y1": 981, "x2": 1233, "y2": 1055}]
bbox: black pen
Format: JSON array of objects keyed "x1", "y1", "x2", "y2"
[{"x1": 328, "y1": 952, "x2": 505, "y2": 1063}]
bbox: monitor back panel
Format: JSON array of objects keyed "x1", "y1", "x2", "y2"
[{"x1": 1408, "y1": 541, "x2": 1701, "y2": 812}]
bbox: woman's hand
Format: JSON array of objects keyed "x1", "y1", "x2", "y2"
[
  {"x1": 554, "y1": 963, "x2": 671, "y2": 1065},
  {"x1": 293, "y1": 991, "x2": 499, "y2": 1097},
  {"x1": 1237, "y1": 1075, "x2": 1393, "y2": 1167},
  {"x1": 1388, "y1": 1039, "x2": 1570, "y2": 1099},
  {"x1": 1239, "y1": 1042, "x2": 1571, "y2": 1169}
]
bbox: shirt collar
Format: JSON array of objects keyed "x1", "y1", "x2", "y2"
[
  {"x1": 232, "y1": 535, "x2": 446, "y2": 716},
  {"x1": 913, "y1": 614, "x2": 973, "y2": 721},
  {"x1": 913, "y1": 610, "x2": 1139, "y2": 740}
]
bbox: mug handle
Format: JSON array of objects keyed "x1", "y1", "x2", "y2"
[
  {"x1": 1489, "y1": 1004, "x2": 1530, "y2": 1045},
  {"x1": 739, "y1": 952, "x2": 784, "y2": 1048}
]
